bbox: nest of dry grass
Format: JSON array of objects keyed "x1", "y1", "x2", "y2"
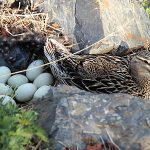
[
  {"x1": 0, "y1": 0, "x2": 64, "y2": 40},
  {"x1": 0, "y1": 0, "x2": 71, "y2": 70},
  {"x1": 0, "y1": 1, "x2": 73, "y2": 149}
]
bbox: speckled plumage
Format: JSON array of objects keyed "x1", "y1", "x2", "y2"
[
  {"x1": 0, "y1": 33, "x2": 45, "y2": 72},
  {"x1": 44, "y1": 38, "x2": 150, "y2": 99}
]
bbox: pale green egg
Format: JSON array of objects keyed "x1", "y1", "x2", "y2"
[
  {"x1": 15, "y1": 83, "x2": 37, "y2": 102},
  {"x1": 0, "y1": 66, "x2": 11, "y2": 83},
  {"x1": 0, "y1": 83, "x2": 13, "y2": 96},
  {"x1": 33, "y1": 85, "x2": 53, "y2": 100},
  {"x1": 0, "y1": 95, "x2": 16, "y2": 105},
  {"x1": 26, "y1": 60, "x2": 44, "y2": 81},
  {"x1": 7, "y1": 74, "x2": 28, "y2": 88},
  {"x1": 33, "y1": 73, "x2": 54, "y2": 88}
]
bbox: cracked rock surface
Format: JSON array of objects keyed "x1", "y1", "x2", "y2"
[
  {"x1": 34, "y1": 85, "x2": 150, "y2": 150},
  {"x1": 44, "y1": 0, "x2": 150, "y2": 54}
]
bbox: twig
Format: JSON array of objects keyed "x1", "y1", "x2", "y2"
[
  {"x1": 34, "y1": 140, "x2": 42, "y2": 150},
  {"x1": 99, "y1": 136, "x2": 107, "y2": 150},
  {"x1": 105, "y1": 128, "x2": 121, "y2": 150},
  {"x1": 57, "y1": 140, "x2": 67, "y2": 148}
]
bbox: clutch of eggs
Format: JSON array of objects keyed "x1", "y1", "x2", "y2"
[{"x1": 0, "y1": 60, "x2": 54, "y2": 104}]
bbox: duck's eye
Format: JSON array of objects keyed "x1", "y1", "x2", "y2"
[
  {"x1": 143, "y1": 59, "x2": 148, "y2": 64},
  {"x1": 137, "y1": 56, "x2": 150, "y2": 64},
  {"x1": 143, "y1": 57, "x2": 150, "y2": 65}
]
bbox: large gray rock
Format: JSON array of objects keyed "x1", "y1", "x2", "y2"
[
  {"x1": 30, "y1": 99, "x2": 57, "y2": 136},
  {"x1": 44, "y1": 0, "x2": 150, "y2": 54},
  {"x1": 44, "y1": 0, "x2": 104, "y2": 52},
  {"x1": 45, "y1": 85, "x2": 150, "y2": 150}
]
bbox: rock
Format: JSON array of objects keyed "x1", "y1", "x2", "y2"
[
  {"x1": 29, "y1": 98, "x2": 57, "y2": 138},
  {"x1": 44, "y1": 0, "x2": 150, "y2": 54},
  {"x1": 74, "y1": 0, "x2": 104, "y2": 51},
  {"x1": 45, "y1": 85, "x2": 150, "y2": 150},
  {"x1": 44, "y1": 0, "x2": 77, "y2": 47},
  {"x1": 44, "y1": 0, "x2": 103, "y2": 52}
]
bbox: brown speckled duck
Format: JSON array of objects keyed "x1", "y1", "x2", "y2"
[{"x1": 44, "y1": 38, "x2": 150, "y2": 99}]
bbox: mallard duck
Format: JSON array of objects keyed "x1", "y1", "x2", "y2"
[{"x1": 44, "y1": 38, "x2": 150, "y2": 99}]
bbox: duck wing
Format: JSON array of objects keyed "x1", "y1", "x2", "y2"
[
  {"x1": 44, "y1": 38, "x2": 137, "y2": 94},
  {"x1": 57, "y1": 54, "x2": 136, "y2": 94}
]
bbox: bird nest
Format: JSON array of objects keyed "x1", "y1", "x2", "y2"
[
  {"x1": 0, "y1": 0, "x2": 71, "y2": 74},
  {"x1": 0, "y1": 0, "x2": 70, "y2": 45},
  {"x1": 0, "y1": 2, "x2": 72, "y2": 148},
  {"x1": 0, "y1": 4, "x2": 60, "y2": 36}
]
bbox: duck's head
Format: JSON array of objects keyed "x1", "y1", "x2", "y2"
[{"x1": 130, "y1": 50, "x2": 150, "y2": 88}]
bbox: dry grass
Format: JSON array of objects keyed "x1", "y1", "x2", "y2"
[
  {"x1": 0, "y1": 1, "x2": 62, "y2": 38},
  {"x1": 0, "y1": 1, "x2": 73, "y2": 81}
]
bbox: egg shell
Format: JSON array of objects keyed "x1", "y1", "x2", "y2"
[
  {"x1": 33, "y1": 85, "x2": 53, "y2": 100},
  {"x1": 26, "y1": 60, "x2": 44, "y2": 81},
  {"x1": 0, "y1": 83, "x2": 13, "y2": 96},
  {"x1": 0, "y1": 66, "x2": 11, "y2": 83},
  {"x1": 0, "y1": 95, "x2": 16, "y2": 105},
  {"x1": 33, "y1": 73, "x2": 54, "y2": 88},
  {"x1": 7, "y1": 74, "x2": 28, "y2": 88},
  {"x1": 15, "y1": 83, "x2": 37, "y2": 102}
]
